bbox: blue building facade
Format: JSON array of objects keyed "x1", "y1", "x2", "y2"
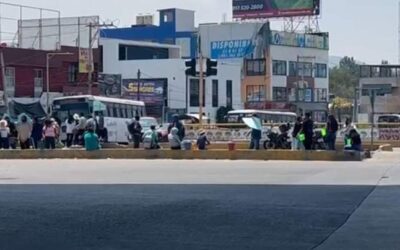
[{"x1": 101, "y1": 8, "x2": 197, "y2": 58}]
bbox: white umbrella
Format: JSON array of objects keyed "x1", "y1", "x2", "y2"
[{"x1": 242, "y1": 117, "x2": 262, "y2": 131}]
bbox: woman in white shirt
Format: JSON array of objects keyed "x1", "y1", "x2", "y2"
[
  {"x1": 0, "y1": 119, "x2": 10, "y2": 149},
  {"x1": 65, "y1": 115, "x2": 75, "y2": 148}
]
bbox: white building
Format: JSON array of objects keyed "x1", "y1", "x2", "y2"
[
  {"x1": 100, "y1": 38, "x2": 242, "y2": 122},
  {"x1": 199, "y1": 22, "x2": 330, "y2": 121}
]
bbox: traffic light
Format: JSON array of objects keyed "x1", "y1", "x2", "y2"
[
  {"x1": 206, "y1": 59, "x2": 218, "y2": 76},
  {"x1": 185, "y1": 58, "x2": 196, "y2": 77}
]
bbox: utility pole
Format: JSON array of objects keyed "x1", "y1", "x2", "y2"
[
  {"x1": 0, "y1": 49, "x2": 8, "y2": 114},
  {"x1": 198, "y1": 36, "x2": 204, "y2": 126},
  {"x1": 87, "y1": 22, "x2": 114, "y2": 95},
  {"x1": 199, "y1": 55, "x2": 204, "y2": 126},
  {"x1": 137, "y1": 69, "x2": 141, "y2": 101}
]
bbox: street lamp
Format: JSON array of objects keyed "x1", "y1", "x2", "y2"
[{"x1": 46, "y1": 52, "x2": 73, "y2": 117}]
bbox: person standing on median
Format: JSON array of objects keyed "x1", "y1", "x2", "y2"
[
  {"x1": 168, "y1": 115, "x2": 185, "y2": 141},
  {"x1": 128, "y1": 116, "x2": 142, "y2": 149},
  {"x1": 291, "y1": 116, "x2": 303, "y2": 151},
  {"x1": 249, "y1": 114, "x2": 262, "y2": 150},
  {"x1": 0, "y1": 119, "x2": 10, "y2": 149},
  {"x1": 17, "y1": 114, "x2": 32, "y2": 150},
  {"x1": 31, "y1": 117, "x2": 43, "y2": 149},
  {"x1": 84, "y1": 124, "x2": 100, "y2": 151},
  {"x1": 302, "y1": 112, "x2": 314, "y2": 150},
  {"x1": 326, "y1": 114, "x2": 339, "y2": 151},
  {"x1": 42, "y1": 119, "x2": 58, "y2": 150}
]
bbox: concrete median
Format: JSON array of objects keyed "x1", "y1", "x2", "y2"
[{"x1": 0, "y1": 149, "x2": 363, "y2": 161}]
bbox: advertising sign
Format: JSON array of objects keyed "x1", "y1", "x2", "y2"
[
  {"x1": 122, "y1": 79, "x2": 166, "y2": 105},
  {"x1": 79, "y1": 48, "x2": 91, "y2": 73},
  {"x1": 270, "y1": 31, "x2": 329, "y2": 50},
  {"x1": 98, "y1": 74, "x2": 122, "y2": 97},
  {"x1": 233, "y1": 0, "x2": 320, "y2": 19},
  {"x1": 211, "y1": 39, "x2": 253, "y2": 59}
]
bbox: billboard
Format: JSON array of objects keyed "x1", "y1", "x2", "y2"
[
  {"x1": 211, "y1": 39, "x2": 254, "y2": 59},
  {"x1": 233, "y1": 0, "x2": 320, "y2": 19},
  {"x1": 122, "y1": 79, "x2": 166, "y2": 105},
  {"x1": 98, "y1": 74, "x2": 122, "y2": 97}
]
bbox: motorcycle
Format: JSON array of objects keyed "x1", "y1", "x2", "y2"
[
  {"x1": 312, "y1": 130, "x2": 327, "y2": 150},
  {"x1": 263, "y1": 124, "x2": 291, "y2": 150}
]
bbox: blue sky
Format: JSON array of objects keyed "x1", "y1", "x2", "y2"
[{"x1": 7, "y1": 0, "x2": 400, "y2": 64}]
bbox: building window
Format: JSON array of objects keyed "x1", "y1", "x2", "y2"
[
  {"x1": 273, "y1": 87, "x2": 287, "y2": 101},
  {"x1": 34, "y1": 69, "x2": 43, "y2": 98},
  {"x1": 289, "y1": 61, "x2": 313, "y2": 77},
  {"x1": 163, "y1": 11, "x2": 173, "y2": 23},
  {"x1": 226, "y1": 80, "x2": 233, "y2": 107},
  {"x1": 296, "y1": 88, "x2": 313, "y2": 102},
  {"x1": 246, "y1": 59, "x2": 266, "y2": 76},
  {"x1": 315, "y1": 63, "x2": 327, "y2": 78},
  {"x1": 5, "y1": 67, "x2": 15, "y2": 97},
  {"x1": 190, "y1": 79, "x2": 205, "y2": 107},
  {"x1": 68, "y1": 63, "x2": 78, "y2": 83},
  {"x1": 118, "y1": 44, "x2": 169, "y2": 61},
  {"x1": 360, "y1": 66, "x2": 371, "y2": 78},
  {"x1": 314, "y1": 88, "x2": 328, "y2": 102},
  {"x1": 246, "y1": 85, "x2": 266, "y2": 102},
  {"x1": 212, "y1": 80, "x2": 218, "y2": 107},
  {"x1": 272, "y1": 60, "x2": 287, "y2": 76}
]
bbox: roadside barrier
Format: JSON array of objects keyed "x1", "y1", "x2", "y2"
[{"x1": 0, "y1": 149, "x2": 363, "y2": 161}]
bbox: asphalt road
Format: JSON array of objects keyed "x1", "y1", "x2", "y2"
[{"x1": 0, "y1": 152, "x2": 399, "y2": 250}]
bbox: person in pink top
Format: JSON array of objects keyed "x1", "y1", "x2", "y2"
[{"x1": 42, "y1": 119, "x2": 58, "y2": 149}]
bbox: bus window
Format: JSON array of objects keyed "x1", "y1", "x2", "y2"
[
  {"x1": 124, "y1": 105, "x2": 128, "y2": 118},
  {"x1": 112, "y1": 104, "x2": 118, "y2": 118},
  {"x1": 106, "y1": 103, "x2": 112, "y2": 117}
]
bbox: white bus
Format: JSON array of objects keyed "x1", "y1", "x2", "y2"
[
  {"x1": 227, "y1": 110, "x2": 297, "y2": 125},
  {"x1": 52, "y1": 95, "x2": 145, "y2": 143}
]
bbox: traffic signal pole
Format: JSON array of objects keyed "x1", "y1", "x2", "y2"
[{"x1": 199, "y1": 53, "x2": 204, "y2": 126}]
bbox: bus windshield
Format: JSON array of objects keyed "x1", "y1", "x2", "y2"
[{"x1": 53, "y1": 100, "x2": 90, "y2": 121}]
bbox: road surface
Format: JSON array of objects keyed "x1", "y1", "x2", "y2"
[{"x1": 0, "y1": 151, "x2": 399, "y2": 250}]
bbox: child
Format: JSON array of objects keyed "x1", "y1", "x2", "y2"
[
  {"x1": 0, "y1": 119, "x2": 10, "y2": 149},
  {"x1": 168, "y1": 127, "x2": 181, "y2": 150},
  {"x1": 197, "y1": 130, "x2": 210, "y2": 150}
]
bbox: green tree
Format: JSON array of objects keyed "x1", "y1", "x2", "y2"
[
  {"x1": 215, "y1": 106, "x2": 233, "y2": 123},
  {"x1": 329, "y1": 56, "x2": 359, "y2": 99}
]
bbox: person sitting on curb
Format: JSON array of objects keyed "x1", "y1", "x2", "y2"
[
  {"x1": 84, "y1": 125, "x2": 100, "y2": 151},
  {"x1": 197, "y1": 130, "x2": 210, "y2": 150},
  {"x1": 344, "y1": 129, "x2": 362, "y2": 152},
  {"x1": 143, "y1": 125, "x2": 159, "y2": 150},
  {"x1": 168, "y1": 127, "x2": 181, "y2": 150}
]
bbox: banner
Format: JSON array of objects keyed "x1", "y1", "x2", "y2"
[
  {"x1": 233, "y1": 0, "x2": 320, "y2": 19},
  {"x1": 211, "y1": 39, "x2": 253, "y2": 59},
  {"x1": 79, "y1": 48, "x2": 91, "y2": 73},
  {"x1": 98, "y1": 74, "x2": 122, "y2": 97},
  {"x1": 122, "y1": 79, "x2": 166, "y2": 105}
]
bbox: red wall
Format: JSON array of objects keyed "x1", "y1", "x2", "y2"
[{"x1": 0, "y1": 46, "x2": 99, "y2": 98}]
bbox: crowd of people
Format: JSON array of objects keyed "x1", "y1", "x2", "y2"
[
  {"x1": 0, "y1": 113, "x2": 102, "y2": 151},
  {"x1": 0, "y1": 112, "x2": 363, "y2": 152},
  {"x1": 249, "y1": 112, "x2": 363, "y2": 152},
  {"x1": 128, "y1": 115, "x2": 210, "y2": 151}
]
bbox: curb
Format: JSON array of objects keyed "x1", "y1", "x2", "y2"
[{"x1": 0, "y1": 149, "x2": 363, "y2": 161}]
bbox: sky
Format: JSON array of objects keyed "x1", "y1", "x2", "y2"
[{"x1": 4, "y1": 0, "x2": 400, "y2": 64}]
